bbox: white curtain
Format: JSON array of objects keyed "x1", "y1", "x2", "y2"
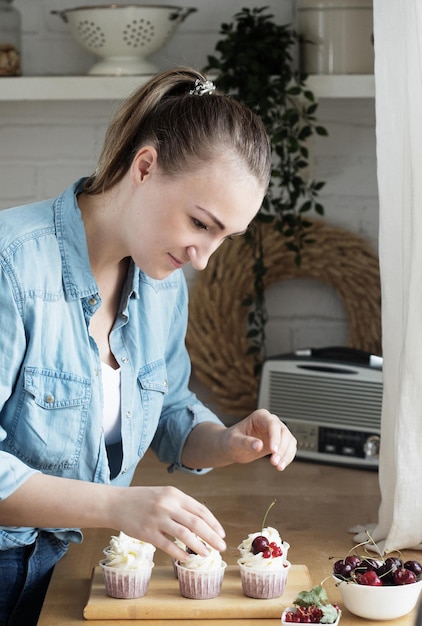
[{"x1": 354, "y1": 0, "x2": 422, "y2": 553}]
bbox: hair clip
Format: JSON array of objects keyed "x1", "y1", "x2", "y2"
[{"x1": 189, "y1": 78, "x2": 216, "y2": 96}]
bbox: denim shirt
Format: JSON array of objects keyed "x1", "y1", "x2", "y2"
[{"x1": 0, "y1": 179, "x2": 223, "y2": 550}]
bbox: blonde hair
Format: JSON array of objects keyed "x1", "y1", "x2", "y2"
[{"x1": 83, "y1": 67, "x2": 271, "y2": 194}]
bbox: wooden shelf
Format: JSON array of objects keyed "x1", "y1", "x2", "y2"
[
  {"x1": 307, "y1": 74, "x2": 375, "y2": 98},
  {"x1": 0, "y1": 74, "x2": 375, "y2": 101},
  {"x1": 0, "y1": 76, "x2": 149, "y2": 101}
]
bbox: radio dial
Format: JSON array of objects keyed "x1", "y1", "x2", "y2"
[{"x1": 364, "y1": 435, "x2": 380, "y2": 459}]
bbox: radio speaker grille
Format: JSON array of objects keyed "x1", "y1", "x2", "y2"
[
  {"x1": 267, "y1": 370, "x2": 382, "y2": 430},
  {"x1": 259, "y1": 359, "x2": 383, "y2": 433}
]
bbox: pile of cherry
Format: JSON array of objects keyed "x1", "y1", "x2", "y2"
[
  {"x1": 283, "y1": 605, "x2": 338, "y2": 623},
  {"x1": 333, "y1": 555, "x2": 422, "y2": 586}
]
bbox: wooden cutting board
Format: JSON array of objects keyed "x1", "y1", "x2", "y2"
[{"x1": 84, "y1": 564, "x2": 311, "y2": 620}]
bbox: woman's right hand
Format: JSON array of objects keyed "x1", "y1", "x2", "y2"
[{"x1": 111, "y1": 485, "x2": 226, "y2": 559}]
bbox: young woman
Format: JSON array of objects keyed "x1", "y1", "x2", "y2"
[{"x1": 0, "y1": 67, "x2": 297, "y2": 625}]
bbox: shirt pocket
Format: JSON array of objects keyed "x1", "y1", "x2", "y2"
[
  {"x1": 136, "y1": 359, "x2": 168, "y2": 455},
  {"x1": 8, "y1": 367, "x2": 91, "y2": 472}
]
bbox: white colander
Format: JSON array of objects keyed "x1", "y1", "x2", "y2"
[{"x1": 53, "y1": 4, "x2": 197, "y2": 75}]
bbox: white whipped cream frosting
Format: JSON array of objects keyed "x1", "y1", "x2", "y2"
[
  {"x1": 237, "y1": 553, "x2": 290, "y2": 571},
  {"x1": 237, "y1": 526, "x2": 290, "y2": 569},
  {"x1": 176, "y1": 541, "x2": 224, "y2": 571},
  {"x1": 102, "y1": 531, "x2": 156, "y2": 570}
]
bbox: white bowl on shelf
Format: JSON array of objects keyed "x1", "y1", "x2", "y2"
[{"x1": 52, "y1": 4, "x2": 196, "y2": 75}]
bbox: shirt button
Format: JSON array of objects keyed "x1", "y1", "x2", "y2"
[
  {"x1": 45, "y1": 394, "x2": 55, "y2": 403},
  {"x1": 89, "y1": 297, "x2": 97, "y2": 306},
  {"x1": 121, "y1": 356, "x2": 129, "y2": 364},
  {"x1": 126, "y1": 411, "x2": 132, "y2": 419}
]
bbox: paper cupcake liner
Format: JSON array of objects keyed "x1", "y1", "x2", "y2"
[
  {"x1": 100, "y1": 560, "x2": 154, "y2": 599},
  {"x1": 175, "y1": 561, "x2": 227, "y2": 599},
  {"x1": 237, "y1": 559, "x2": 291, "y2": 599}
]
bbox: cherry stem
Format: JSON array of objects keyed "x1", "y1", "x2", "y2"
[
  {"x1": 364, "y1": 530, "x2": 383, "y2": 559},
  {"x1": 262, "y1": 499, "x2": 276, "y2": 532}
]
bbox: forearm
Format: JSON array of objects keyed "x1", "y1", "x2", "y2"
[
  {"x1": 0, "y1": 473, "x2": 121, "y2": 530},
  {"x1": 0, "y1": 471, "x2": 227, "y2": 559},
  {"x1": 181, "y1": 422, "x2": 233, "y2": 469}
]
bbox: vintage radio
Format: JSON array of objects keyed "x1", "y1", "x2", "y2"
[{"x1": 258, "y1": 347, "x2": 383, "y2": 469}]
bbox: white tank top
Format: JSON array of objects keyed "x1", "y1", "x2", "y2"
[{"x1": 101, "y1": 362, "x2": 122, "y2": 445}]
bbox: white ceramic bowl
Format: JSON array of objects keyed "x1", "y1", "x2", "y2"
[
  {"x1": 333, "y1": 575, "x2": 422, "y2": 620},
  {"x1": 53, "y1": 4, "x2": 196, "y2": 75},
  {"x1": 281, "y1": 606, "x2": 341, "y2": 625}
]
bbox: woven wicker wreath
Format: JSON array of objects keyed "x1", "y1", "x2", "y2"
[{"x1": 186, "y1": 219, "x2": 382, "y2": 418}]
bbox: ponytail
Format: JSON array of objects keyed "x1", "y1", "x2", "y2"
[{"x1": 84, "y1": 67, "x2": 271, "y2": 194}]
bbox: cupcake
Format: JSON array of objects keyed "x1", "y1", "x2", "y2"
[
  {"x1": 237, "y1": 526, "x2": 291, "y2": 599},
  {"x1": 174, "y1": 540, "x2": 227, "y2": 599},
  {"x1": 100, "y1": 531, "x2": 155, "y2": 599}
]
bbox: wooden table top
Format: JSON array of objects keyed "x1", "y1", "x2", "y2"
[{"x1": 38, "y1": 450, "x2": 421, "y2": 625}]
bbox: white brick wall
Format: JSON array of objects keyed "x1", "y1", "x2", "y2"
[
  {"x1": 262, "y1": 97, "x2": 379, "y2": 358},
  {"x1": 1, "y1": 0, "x2": 379, "y2": 374}
]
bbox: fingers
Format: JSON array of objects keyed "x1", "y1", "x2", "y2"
[
  {"x1": 266, "y1": 414, "x2": 297, "y2": 470},
  {"x1": 169, "y1": 497, "x2": 226, "y2": 555},
  {"x1": 120, "y1": 486, "x2": 226, "y2": 560},
  {"x1": 155, "y1": 532, "x2": 210, "y2": 561},
  {"x1": 231, "y1": 409, "x2": 297, "y2": 471},
  {"x1": 269, "y1": 436, "x2": 297, "y2": 470}
]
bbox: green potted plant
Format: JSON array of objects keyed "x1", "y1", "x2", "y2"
[{"x1": 204, "y1": 6, "x2": 327, "y2": 374}]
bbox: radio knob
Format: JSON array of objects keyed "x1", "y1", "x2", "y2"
[{"x1": 364, "y1": 435, "x2": 380, "y2": 459}]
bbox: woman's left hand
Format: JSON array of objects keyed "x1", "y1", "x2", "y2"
[{"x1": 222, "y1": 409, "x2": 297, "y2": 471}]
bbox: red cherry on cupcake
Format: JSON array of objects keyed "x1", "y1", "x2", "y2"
[
  {"x1": 250, "y1": 500, "x2": 284, "y2": 558},
  {"x1": 251, "y1": 536, "x2": 269, "y2": 554}
]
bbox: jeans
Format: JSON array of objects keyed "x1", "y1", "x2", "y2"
[{"x1": 0, "y1": 531, "x2": 68, "y2": 626}]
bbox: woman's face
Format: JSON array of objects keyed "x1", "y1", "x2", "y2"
[{"x1": 124, "y1": 151, "x2": 265, "y2": 280}]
